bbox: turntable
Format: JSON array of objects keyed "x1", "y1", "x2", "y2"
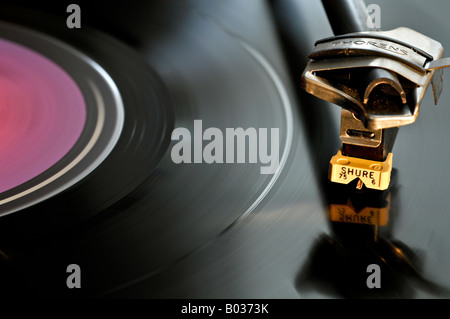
[{"x1": 0, "y1": 0, "x2": 449, "y2": 301}]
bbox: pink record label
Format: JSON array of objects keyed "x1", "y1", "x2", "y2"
[{"x1": 0, "y1": 38, "x2": 86, "y2": 193}]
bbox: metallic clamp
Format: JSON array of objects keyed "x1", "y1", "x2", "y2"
[{"x1": 301, "y1": 27, "x2": 446, "y2": 130}]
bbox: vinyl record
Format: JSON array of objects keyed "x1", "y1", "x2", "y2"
[{"x1": 0, "y1": 0, "x2": 296, "y2": 298}]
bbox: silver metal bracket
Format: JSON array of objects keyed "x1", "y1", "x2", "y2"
[
  {"x1": 340, "y1": 109, "x2": 382, "y2": 148},
  {"x1": 301, "y1": 27, "x2": 449, "y2": 130}
]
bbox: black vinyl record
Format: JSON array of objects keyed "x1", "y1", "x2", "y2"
[{"x1": 0, "y1": 0, "x2": 449, "y2": 300}]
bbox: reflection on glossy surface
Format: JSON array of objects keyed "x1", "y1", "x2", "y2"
[{"x1": 296, "y1": 171, "x2": 450, "y2": 298}]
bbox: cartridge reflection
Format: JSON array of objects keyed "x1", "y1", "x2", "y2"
[{"x1": 296, "y1": 171, "x2": 450, "y2": 298}]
